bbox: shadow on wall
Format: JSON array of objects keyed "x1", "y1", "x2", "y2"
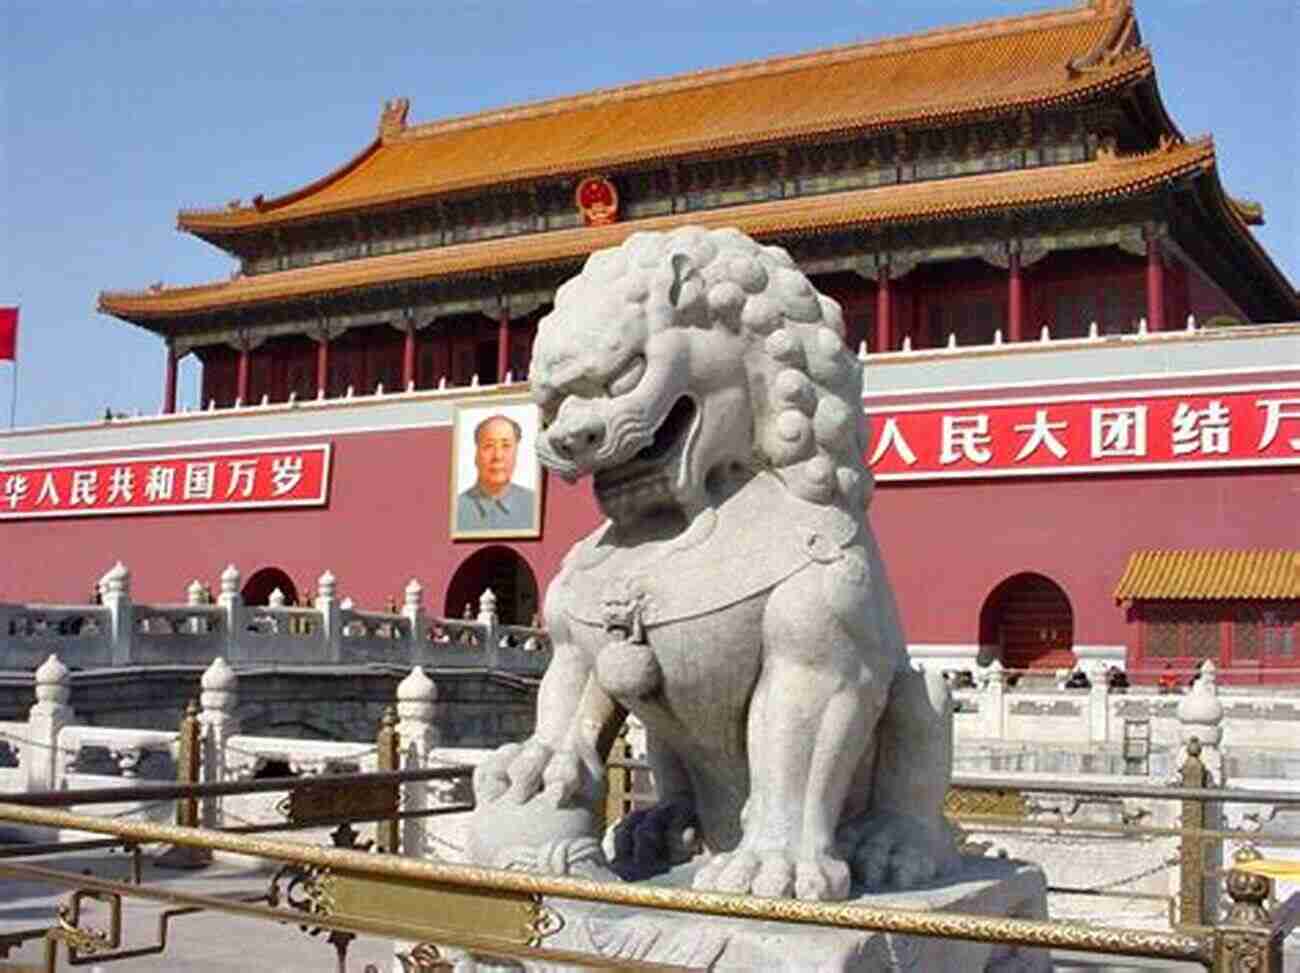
[{"x1": 444, "y1": 546, "x2": 538, "y2": 626}]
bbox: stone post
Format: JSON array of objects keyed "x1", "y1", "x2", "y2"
[
  {"x1": 396, "y1": 666, "x2": 438, "y2": 856},
  {"x1": 186, "y1": 579, "x2": 208, "y2": 635},
  {"x1": 217, "y1": 564, "x2": 244, "y2": 662},
  {"x1": 156, "y1": 699, "x2": 213, "y2": 869},
  {"x1": 478, "y1": 588, "x2": 500, "y2": 667},
  {"x1": 375, "y1": 707, "x2": 400, "y2": 854},
  {"x1": 980, "y1": 659, "x2": 1007, "y2": 739},
  {"x1": 316, "y1": 570, "x2": 343, "y2": 663},
  {"x1": 1085, "y1": 660, "x2": 1110, "y2": 745},
  {"x1": 26, "y1": 654, "x2": 73, "y2": 793},
  {"x1": 198, "y1": 658, "x2": 240, "y2": 827},
  {"x1": 1175, "y1": 660, "x2": 1225, "y2": 928},
  {"x1": 403, "y1": 579, "x2": 427, "y2": 655},
  {"x1": 99, "y1": 561, "x2": 133, "y2": 666},
  {"x1": 1178, "y1": 660, "x2": 1225, "y2": 782}
]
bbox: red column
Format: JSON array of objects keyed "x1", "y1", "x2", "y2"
[
  {"x1": 496, "y1": 309, "x2": 510, "y2": 382},
  {"x1": 874, "y1": 273, "x2": 892, "y2": 353},
  {"x1": 316, "y1": 338, "x2": 329, "y2": 398},
  {"x1": 1008, "y1": 251, "x2": 1024, "y2": 343},
  {"x1": 402, "y1": 326, "x2": 416, "y2": 390},
  {"x1": 236, "y1": 347, "x2": 250, "y2": 404},
  {"x1": 1146, "y1": 235, "x2": 1166, "y2": 332},
  {"x1": 163, "y1": 345, "x2": 178, "y2": 414}
]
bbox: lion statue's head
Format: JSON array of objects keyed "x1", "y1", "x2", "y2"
[{"x1": 531, "y1": 227, "x2": 871, "y2": 526}]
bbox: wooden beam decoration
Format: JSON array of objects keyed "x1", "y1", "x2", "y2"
[
  {"x1": 226, "y1": 328, "x2": 269, "y2": 353},
  {"x1": 979, "y1": 242, "x2": 1013, "y2": 270}
]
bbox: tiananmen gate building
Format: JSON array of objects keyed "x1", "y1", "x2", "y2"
[{"x1": 3, "y1": 0, "x2": 1298, "y2": 681}]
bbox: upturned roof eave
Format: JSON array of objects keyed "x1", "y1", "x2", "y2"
[
  {"x1": 101, "y1": 140, "x2": 1221, "y2": 331},
  {"x1": 1190, "y1": 173, "x2": 1300, "y2": 320},
  {"x1": 172, "y1": 48, "x2": 1155, "y2": 238}
]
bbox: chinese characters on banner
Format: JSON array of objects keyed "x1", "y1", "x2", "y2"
[
  {"x1": 865, "y1": 386, "x2": 1300, "y2": 480},
  {"x1": 0, "y1": 445, "x2": 331, "y2": 519}
]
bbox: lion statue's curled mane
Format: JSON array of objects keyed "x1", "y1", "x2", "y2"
[{"x1": 542, "y1": 226, "x2": 871, "y2": 513}]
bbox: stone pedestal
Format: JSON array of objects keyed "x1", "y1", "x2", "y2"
[{"x1": 520, "y1": 856, "x2": 1050, "y2": 972}]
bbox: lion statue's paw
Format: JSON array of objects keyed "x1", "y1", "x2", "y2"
[
  {"x1": 465, "y1": 737, "x2": 607, "y2": 870},
  {"x1": 473, "y1": 738, "x2": 597, "y2": 807},
  {"x1": 692, "y1": 849, "x2": 852, "y2": 901},
  {"x1": 840, "y1": 812, "x2": 961, "y2": 891}
]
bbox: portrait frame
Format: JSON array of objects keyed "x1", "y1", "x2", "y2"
[{"x1": 449, "y1": 397, "x2": 544, "y2": 540}]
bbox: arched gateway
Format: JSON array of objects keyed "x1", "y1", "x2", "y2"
[
  {"x1": 241, "y1": 567, "x2": 298, "y2": 607},
  {"x1": 979, "y1": 572, "x2": 1074, "y2": 671},
  {"x1": 445, "y1": 546, "x2": 539, "y2": 626}
]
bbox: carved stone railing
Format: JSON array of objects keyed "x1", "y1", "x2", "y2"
[
  {"x1": 339, "y1": 608, "x2": 413, "y2": 664},
  {"x1": 0, "y1": 563, "x2": 552, "y2": 677},
  {"x1": 131, "y1": 604, "x2": 227, "y2": 664},
  {"x1": 59, "y1": 725, "x2": 178, "y2": 779},
  {"x1": 0, "y1": 603, "x2": 112, "y2": 668},
  {"x1": 0, "y1": 655, "x2": 451, "y2": 850},
  {"x1": 222, "y1": 735, "x2": 378, "y2": 779}
]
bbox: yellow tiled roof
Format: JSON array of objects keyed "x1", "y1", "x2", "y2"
[
  {"x1": 1113, "y1": 550, "x2": 1300, "y2": 601},
  {"x1": 102, "y1": 139, "x2": 1215, "y2": 321},
  {"x1": 177, "y1": 0, "x2": 1148, "y2": 233}
]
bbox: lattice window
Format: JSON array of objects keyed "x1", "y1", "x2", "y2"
[
  {"x1": 1233, "y1": 604, "x2": 1263, "y2": 660},
  {"x1": 1144, "y1": 602, "x2": 1181, "y2": 658},
  {"x1": 1262, "y1": 606, "x2": 1298, "y2": 658},
  {"x1": 1184, "y1": 604, "x2": 1222, "y2": 660},
  {"x1": 1232, "y1": 603, "x2": 1298, "y2": 661},
  {"x1": 1141, "y1": 601, "x2": 1224, "y2": 661}
]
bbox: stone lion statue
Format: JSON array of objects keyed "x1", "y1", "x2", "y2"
[{"x1": 465, "y1": 227, "x2": 958, "y2": 902}]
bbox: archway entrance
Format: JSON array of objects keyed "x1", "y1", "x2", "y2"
[
  {"x1": 445, "y1": 547, "x2": 539, "y2": 626},
  {"x1": 979, "y1": 573, "x2": 1074, "y2": 671},
  {"x1": 242, "y1": 567, "x2": 298, "y2": 607}
]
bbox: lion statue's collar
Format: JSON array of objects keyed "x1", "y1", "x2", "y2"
[{"x1": 560, "y1": 471, "x2": 858, "y2": 630}]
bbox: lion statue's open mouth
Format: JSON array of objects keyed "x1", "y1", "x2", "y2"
[
  {"x1": 466, "y1": 227, "x2": 959, "y2": 904},
  {"x1": 592, "y1": 395, "x2": 696, "y2": 513}
]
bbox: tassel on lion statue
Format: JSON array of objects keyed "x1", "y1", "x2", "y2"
[{"x1": 465, "y1": 227, "x2": 958, "y2": 902}]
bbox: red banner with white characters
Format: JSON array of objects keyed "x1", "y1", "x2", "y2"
[
  {"x1": 0, "y1": 445, "x2": 331, "y2": 519},
  {"x1": 865, "y1": 384, "x2": 1300, "y2": 481}
]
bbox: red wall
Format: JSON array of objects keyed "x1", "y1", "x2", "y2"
[
  {"x1": 870, "y1": 467, "x2": 1299, "y2": 654},
  {"x1": 0, "y1": 426, "x2": 603, "y2": 611},
  {"x1": 3, "y1": 411, "x2": 1297, "y2": 671}
]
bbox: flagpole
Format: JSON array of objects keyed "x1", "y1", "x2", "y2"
[{"x1": 6, "y1": 300, "x2": 16, "y2": 429}]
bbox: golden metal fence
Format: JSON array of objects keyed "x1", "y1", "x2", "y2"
[{"x1": 0, "y1": 709, "x2": 1294, "y2": 971}]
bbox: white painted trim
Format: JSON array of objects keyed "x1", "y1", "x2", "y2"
[
  {"x1": 0, "y1": 417, "x2": 453, "y2": 463},
  {"x1": 864, "y1": 380, "x2": 1300, "y2": 414},
  {"x1": 0, "y1": 380, "x2": 526, "y2": 441}
]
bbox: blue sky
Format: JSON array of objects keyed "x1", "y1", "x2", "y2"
[{"x1": 2, "y1": 0, "x2": 1296, "y2": 428}]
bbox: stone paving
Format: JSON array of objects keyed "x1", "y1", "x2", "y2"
[{"x1": 0, "y1": 849, "x2": 396, "y2": 972}]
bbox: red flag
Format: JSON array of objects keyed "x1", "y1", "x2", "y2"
[{"x1": 0, "y1": 307, "x2": 17, "y2": 361}]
